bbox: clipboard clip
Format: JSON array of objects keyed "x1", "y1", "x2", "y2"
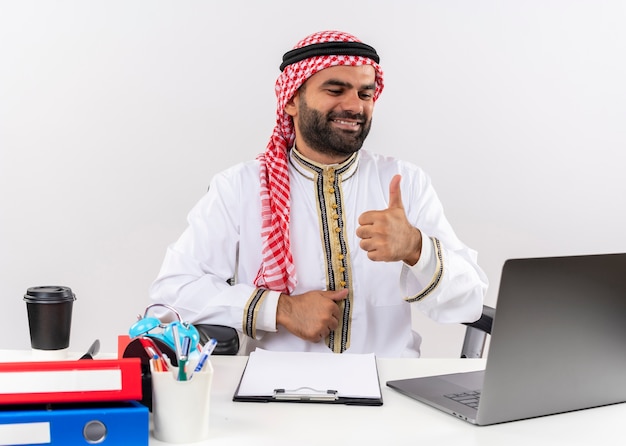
[{"x1": 273, "y1": 387, "x2": 339, "y2": 401}]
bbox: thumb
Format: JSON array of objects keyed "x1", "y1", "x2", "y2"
[
  {"x1": 388, "y1": 174, "x2": 404, "y2": 209},
  {"x1": 329, "y1": 288, "x2": 349, "y2": 301}
]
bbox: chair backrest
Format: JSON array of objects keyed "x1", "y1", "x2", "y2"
[
  {"x1": 460, "y1": 305, "x2": 495, "y2": 358},
  {"x1": 194, "y1": 324, "x2": 240, "y2": 355}
]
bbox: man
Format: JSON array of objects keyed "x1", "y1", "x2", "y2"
[{"x1": 149, "y1": 30, "x2": 488, "y2": 357}]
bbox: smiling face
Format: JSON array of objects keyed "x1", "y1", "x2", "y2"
[{"x1": 285, "y1": 65, "x2": 377, "y2": 164}]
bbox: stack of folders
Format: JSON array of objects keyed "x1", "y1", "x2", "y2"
[{"x1": 0, "y1": 358, "x2": 148, "y2": 446}]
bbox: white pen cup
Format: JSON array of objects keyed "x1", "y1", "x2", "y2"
[{"x1": 150, "y1": 359, "x2": 213, "y2": 443}]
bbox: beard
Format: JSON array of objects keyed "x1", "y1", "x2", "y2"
[{"x1": 297, "y1": 96, "x2": 372, "y2": 158}]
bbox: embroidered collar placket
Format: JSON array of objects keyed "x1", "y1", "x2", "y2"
[{"x1": 291, "y1": 148, "x2": 358, "y2": 353}]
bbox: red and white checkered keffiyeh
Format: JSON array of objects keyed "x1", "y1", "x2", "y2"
[{"x1": 255, "y1": 30, "x2": 385, "y2": 294}]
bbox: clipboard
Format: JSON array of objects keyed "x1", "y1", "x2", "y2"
[{"x1": 232, "y1": 349, "x2": 383, "y2": 406}]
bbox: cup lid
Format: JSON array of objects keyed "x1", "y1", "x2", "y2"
[{"x1": 24, "y1": 286, "x2": 76, "y2": 303}]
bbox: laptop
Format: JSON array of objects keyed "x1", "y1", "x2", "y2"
[{"x1": 387, "y1": 252, "x2": 626, "y2": 425}]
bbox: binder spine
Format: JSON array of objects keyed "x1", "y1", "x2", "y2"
[
  {"x1": 0, "y1": 359, "x2": 142, "y2": 405},
  {"x1": 0, "y1": 401, "x2": 149, "y2": 446}
]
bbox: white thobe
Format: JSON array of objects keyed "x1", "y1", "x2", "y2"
[{"x1": 149, "y1": 149, "x2": 488, "y2": 357}]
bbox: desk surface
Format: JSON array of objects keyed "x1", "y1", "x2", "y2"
[
  {"x1": 1, "y1": 351, "x2": 623, "y2": 445},
  {"x1": 151, "y1": 356, "x2": 625, "y2": 446}
]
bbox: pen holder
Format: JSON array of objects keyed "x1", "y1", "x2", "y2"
[
  {"x1": 122, "y1": 336, "x2": 179, "y2": 411},
  {"x1": 150, "y1": 359, "x2": 213, "y2": 444}
]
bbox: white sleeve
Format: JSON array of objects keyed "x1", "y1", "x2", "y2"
[
  {"x1": 149, "y1": 168, "x2": 279, "y2": 335},
  {"x1": 398, "y1": 166, "x2": 489, "y2": 324}
]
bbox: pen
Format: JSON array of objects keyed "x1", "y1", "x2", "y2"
[
  {"x1": 151, "y1": 354, "x2": 162, "y2": 372},
  {"x1": 139, "y1": 337, "x2": 168, "y2": 371},
  {"x1": 175, "y1": 336, "x2": 192, "y2": 381},
  {"x1": 193, "y1": 338, "x2": 218, "y2": 374},
  {"x1": 171, "y1": 324, "x2": 183, "y2": 361},
  {"x1": 181, "y1": 335, "x2": 191, "y2": 358},
  {"x1": 178, "y1": 356, "x2": 188, "y2": 381}
]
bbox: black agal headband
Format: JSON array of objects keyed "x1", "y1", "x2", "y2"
[{"x1": 280, "y1": 41, "x2": 380, "y2": 71}]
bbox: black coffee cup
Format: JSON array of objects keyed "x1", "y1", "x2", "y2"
[{"x1": 24, "y1": 286, "x2": 76, "y2": 353}]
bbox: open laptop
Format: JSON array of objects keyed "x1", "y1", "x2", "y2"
[{"x1": 387, "y1": 252, "x2": 626, "y2": 425}]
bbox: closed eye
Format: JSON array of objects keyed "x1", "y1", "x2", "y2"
[{"x1": 326, "y1": 89, "x2": 343, "y2": 95}]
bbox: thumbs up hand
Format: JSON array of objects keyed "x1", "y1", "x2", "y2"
[{"x1": 356, "y1": 174, "x2": 423, "y2": 265}]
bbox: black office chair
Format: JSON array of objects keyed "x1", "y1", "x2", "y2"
[
  {"x1": 195, "y1": 305, "x2": 496, "y2": 358},
  {"x1": 194, "y1": 324, "x2": 240, "y2": 355},
  {"x1": 460, "y1": 305, "x2": 495, "y2": 358}
]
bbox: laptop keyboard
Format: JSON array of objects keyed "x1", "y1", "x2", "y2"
[{"x1": 444, "y1": 390, "x2": 481, "y2": 408}]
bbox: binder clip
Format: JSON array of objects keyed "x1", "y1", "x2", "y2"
[
  {"x1": 128, "y1": 303, "x2": 200, "y2": 354},
  {"x1": 273, "y1": 387, "x2": 339, "y2": 402}
]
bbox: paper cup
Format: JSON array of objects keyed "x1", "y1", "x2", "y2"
[{"x1": 24, "y1": 286, "x2": 76, "y2": 359}]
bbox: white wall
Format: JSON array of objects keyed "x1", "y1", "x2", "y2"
[{"x1": 1, "y1": 0, "x2": 624, "y2": 357}]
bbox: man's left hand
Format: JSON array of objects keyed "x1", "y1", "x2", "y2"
[{"x1": 356, "y1": 174, "x2": 422, "y2": 266}]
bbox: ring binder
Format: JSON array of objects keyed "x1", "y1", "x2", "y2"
[
  {"x1": 0, "y1": 358, "x2": 142, "y2": 405},
  {"x1": 273, "y1": 387, "x2": 338, "y2": 401}
]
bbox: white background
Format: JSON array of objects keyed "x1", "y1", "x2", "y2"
[{"x1": 1, "y1": 0, "x2": 624, "y2": 357}]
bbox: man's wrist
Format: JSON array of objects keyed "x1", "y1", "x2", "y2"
[
  {"x1": 403, "y1": 228, "x2": 423, "y2": 266},
  {"x1": 276, "y1": 293, "x2": 291, "y2": 327}
]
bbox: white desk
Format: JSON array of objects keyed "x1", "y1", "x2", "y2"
[
  {"x1": 151, "y1": 356, "x2": 625, "y2": 446},
  {"x1": 1, "y1": 351, "x2": 623, "y2": 445}
]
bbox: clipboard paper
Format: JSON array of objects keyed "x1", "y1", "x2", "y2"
[{"x1": 233, "y1": 349, "x2": 383, "y2": 406}]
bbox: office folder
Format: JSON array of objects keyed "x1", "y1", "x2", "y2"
[
  {"x1": 233, "y1": 349, "x2": 383, "y2": 406},
  {"x1": 0, "y1": 400, "x2": 148, "y2": 445},
  {"x1": 0, "y1": 358, "x2": 142, "y2": 405}
]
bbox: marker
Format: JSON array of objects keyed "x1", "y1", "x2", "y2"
[{"x1": 193, "y1": 338, "x2": 218, "y2": 374}]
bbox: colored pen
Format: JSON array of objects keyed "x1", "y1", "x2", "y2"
[
  {"x1": 193, "y1": 338, "x2": 218, "y2": 373},
  {"x1": 171, "y1": 324, "x2": 183, "y2": 361},
  {"x1": 175, "y1": 336, "x2": 192, "y2": 381},
  {"x1": 139, "y1": 337, "x2": 168, "y2": 371},
  {"x1": 181, "y1": 336, "x2": 191, "y2": 358},
  {"x1": 151, "y1": 354, "x2": 162, "y2": 372},
  {"x1": 177, "y1": 356, "x2": 188, "y2": 381}
]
